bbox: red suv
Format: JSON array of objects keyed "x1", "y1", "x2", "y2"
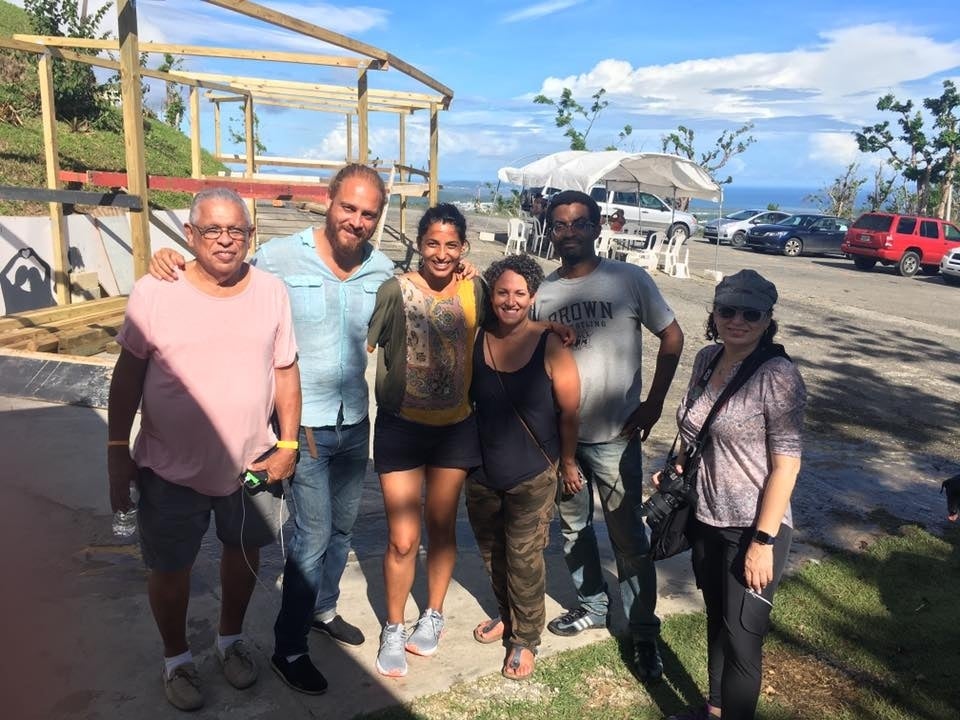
[{"x1": 842, "y1": 212, "x2": 960, "y2": 276}]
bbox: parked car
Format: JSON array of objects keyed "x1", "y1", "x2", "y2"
[
  {"x1": 703, "y1": 209, "x2": 791, "y2": 247},
  {"x1": 588, "y1": 185, "x2": 699, "y2": 240},
  {"x1": 841, "y1": 212, "x2": 960, "y2": 277},
  {"x1": 939, "y1": 245, "x2": 960, "y2": 286},
  {"x1": 744, "y1": 214, "x2": 849, "y2": 256}
]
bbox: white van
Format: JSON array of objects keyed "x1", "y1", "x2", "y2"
[{"x1": 589, "y1": 185, "x2": 699, "y2": 240}]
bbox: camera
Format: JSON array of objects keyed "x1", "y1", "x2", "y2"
[{"x1": 638, "y1": 456, "x2": 698, "y2": 527}]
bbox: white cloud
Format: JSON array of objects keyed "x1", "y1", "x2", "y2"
[
  {"x1": 535, "y1": 24, "x2": 960, "y2": 126},
  {"x1": 808, "y1": 133, "x2": 861, "y2": 166},
  {"x1": 501, "y1": 0, "x2": 584, "y2": 24}
]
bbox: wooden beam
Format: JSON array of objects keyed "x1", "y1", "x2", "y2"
[
  {"x1": 429, "y1": 103, "x2": 439, "y2": 205},
  {"x1": 117, "y1": 0, "x2": 150, "y2": 280},
  {"x1": 346, "y1": 114, "x2": 353, "y2": 163},
  {"x1": 358, "y1": 68, "x2": 368, "y2": 163},
  {"x1": 189, "y1": 86, "x2": 201, "y2": 178},
  {"x1": 214, "y1": 102, "x2": 222, "y2": 158},
  {"x1": 0, "y1": 186, "x2": 142, "y2": 209},
  {"x1": 230, "y1": 93, "x2": 410, "y2": 115},
  {"x1": 385, "y1": 53, "x2": 454, "y2": 104},
  {"x1": 399, "y1": 113, "x2": 407, "y2": 245},
  {"x1": 12, "y1": 35, "x2": 386, "y2": 69},
  {"x1": 37, "y1": 53, "x2": 69, "y2": 306},
  {"x1": 59, "y1": 171, "x2": 333, "y2": 202},
  {"x1": 244, "y1": 96, "x2": 255, "y2": 176},
  {"x1": 201, "y1": 0, "x2": 389, "y2": 61},
  {"x1": 0, "y1": 39, "x2": 246, "y2": 95},
  {"x1": 208, "y1": 95, "x2": 246, "y2": 104},
  {"x1": 214, "y1": 155, "x2": 346, "y2": 170},
  {"x1": 180, "y1": 71, "x2": 442, "y2": 106}
]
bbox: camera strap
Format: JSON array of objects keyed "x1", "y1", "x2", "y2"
[{"x1": 675, "y1": 342, "x2": 790, "y2": 467}]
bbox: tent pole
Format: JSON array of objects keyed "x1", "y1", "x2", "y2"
[{"x1": 712, "y1": 188, "x2": 724, "y2": 275}]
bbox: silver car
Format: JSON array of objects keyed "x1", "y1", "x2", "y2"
[
  {"x1": 589, "y1": 186, "x2": 699, "y2": 241},
  {"x1": 703, "y1": 209, "x2": 791, "y2": 247}
]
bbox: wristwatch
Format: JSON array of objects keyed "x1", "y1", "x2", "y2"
[{"x1": 752, "y1": 529, "x2": 776, "y2": 546}]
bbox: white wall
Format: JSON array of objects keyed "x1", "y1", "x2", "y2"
[{"x1": 0, "y1": 210, "x2": 191, "y2": 316}]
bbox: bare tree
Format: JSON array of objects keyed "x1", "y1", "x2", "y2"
[
  {"x1": 659, "y1": 123, "x2": 756, "y2": 209},
  {"x1": 805, "y1": 163, "x2": 866, "y2": 217}
]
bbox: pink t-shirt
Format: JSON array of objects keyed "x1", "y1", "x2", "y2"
[{"x1": 117, "y1": 266, "x2": 298, "y2": 496}]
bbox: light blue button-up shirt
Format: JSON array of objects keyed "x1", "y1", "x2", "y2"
[{"x1": 253, "y1": 227, "x2": 395, "y2": 427}]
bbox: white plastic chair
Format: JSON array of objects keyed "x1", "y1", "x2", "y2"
[
  {"x1": 595, "y1": 227, "x2": 614, "y2": 258},
  {"x1": 670, "y1": 244, "x2": 691, "y2": 279},
  {"x1": 530, "y1": 217, "x2": 547, "y2": 255},
  {"x1": 660, "y1": 232, "x2": 683, "y2": 274},
  {"x1": 624, "y1": 231, "x2": 664, "y2": 272},
  {"x1": 504, "y1": 218, "x2": 529, "y2": 255}
]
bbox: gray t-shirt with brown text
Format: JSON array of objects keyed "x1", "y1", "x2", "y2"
[{"x1": 532, "y1": 259, "x2": 675, "y2": 444}]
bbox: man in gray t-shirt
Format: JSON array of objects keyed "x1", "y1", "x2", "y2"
[{"x1": 531, "y1": 190, "x2": 684, "y2": 682}]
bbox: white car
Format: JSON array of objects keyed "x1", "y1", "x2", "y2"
[
  {"x1": 940, "y1": 245, "x2": 960, "y2": 286},
  {"x1": 589, "y1": 186, "x2": 699, "y2": 240},
  {"x1": 703, "y1": 209, "x2": 791, "y2": 247}
]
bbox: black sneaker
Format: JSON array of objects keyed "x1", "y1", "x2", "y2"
[
  {"x1": 632, "y1": 636, "x2": 664, "y2": 682},
  {"x1": 547, "y1": 606, "x2": 608, "y2": 636},
  {"x1": 270, "y1": 654, "x2": 328, "y2": 695},
  {"x1": 311, "y1": 614, "x2": 365, "y2": 646}
]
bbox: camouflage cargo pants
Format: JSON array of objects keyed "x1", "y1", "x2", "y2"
[{"x1": 465, "y1": 466, "x2": 556, "y2": 649}]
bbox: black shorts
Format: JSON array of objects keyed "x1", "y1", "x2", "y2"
[{"x1": 373, "y1": 412, "x2": 482, "y2": 473}]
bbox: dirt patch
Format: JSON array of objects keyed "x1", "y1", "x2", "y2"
[{"x1": 761, "y1": 644, "x2": 863, "y2": 718}]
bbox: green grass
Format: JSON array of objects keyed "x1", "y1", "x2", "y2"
[
  {"x1": 0, "y1": 114, "x2": 226, "y2": 215},
  {"x1": 356, "y1": 525, "x2": 960, "y2": 720},
  {"x1": 0, "y1": 0, "x2": 29, "y2": 33}
]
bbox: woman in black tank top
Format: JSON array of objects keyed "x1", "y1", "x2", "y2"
[{"x1": 466, "y1": 254, "x2": 581, "y2": 680}]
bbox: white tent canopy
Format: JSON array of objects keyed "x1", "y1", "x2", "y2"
[{"x1": 497, "y1": 151, "x2": 721, "y2": 202}]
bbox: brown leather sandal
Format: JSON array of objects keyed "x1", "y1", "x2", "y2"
[
  {"x1": 473, "y1": 617, "x2": 504, "y2": 644},
  {"x1": 501, "y1": 645, "x2": 536, "y2": 680}
]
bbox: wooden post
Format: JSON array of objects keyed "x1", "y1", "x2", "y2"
[
  {"x1": 345, "y1": 113, "x2": 352, "y2": 162},
  {"x1": 38, "y1": 53, "x2": 70, "y2": 305},
  {"x1": 189, "y1": 86, "x2": 201, "y2": 178},
  {"x1": 244, "y1": 95, "x2": 255, "y2": 176},
  {"x1": 117, "y1": 0, "x2": 151, "y2": 280},
  {"x1": 429, "y1": 103, "x2": 439, "y2": 205},
  {"x1": 357, "y1": 68, "x2": 368, "y2": 163},
  {"x1": 214, "y1": 101, "x2": 222, "y2": 159},
  {"x1": 398, "y1": 112, "x2": 406, "y2": 245}
]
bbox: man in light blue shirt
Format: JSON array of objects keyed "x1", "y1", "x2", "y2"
[{"x1": 151, "y1": 164, "x2": 393, "y2": 694}]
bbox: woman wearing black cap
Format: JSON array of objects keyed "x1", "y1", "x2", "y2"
[{"x1": 661, "y1": 269, "x2": 807, "y2": 720}]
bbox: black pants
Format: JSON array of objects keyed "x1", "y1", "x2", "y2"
[{"x1": 691, "y1": 520, "x2": 792, "y2": 720}]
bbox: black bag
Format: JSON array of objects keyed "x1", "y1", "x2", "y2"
[
  {"x1": 646, "y1": 343, "x2": 789, "y2": 561},
  {"x1": 649, "y1": 499, "x2": 694, "y2": 560}
]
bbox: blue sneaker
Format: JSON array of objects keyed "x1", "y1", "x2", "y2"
[
  {"x1": 405, "y1": 608, "x2": 445, "y2": 657},
  {"x1": 376, "y1": 623, "x2": 408, "y2": 677}
]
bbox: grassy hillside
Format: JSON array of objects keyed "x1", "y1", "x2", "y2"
[{"x1": 0, "y1": 0, "x2": 227, "y2": 215}]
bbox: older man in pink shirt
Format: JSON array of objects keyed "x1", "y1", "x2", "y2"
[{"x1": 107, "y1": 187, "x2": 301, "y2": 711}]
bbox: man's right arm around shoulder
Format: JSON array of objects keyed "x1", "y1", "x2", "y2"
[
  {"x1": 107, "y1": 349, "x2": 148, "y2": 512},
  {"x1": 149, "y1": 247, "x2": 188, "y2": 281}
]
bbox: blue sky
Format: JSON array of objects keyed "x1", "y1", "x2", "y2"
[{"x1": 11, "y1": 0, "x2": 960, "y2": 187}]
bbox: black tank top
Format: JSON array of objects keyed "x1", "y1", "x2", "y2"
[{"x1": 471, "y1": 329, "x2": 559, "y2": 490}]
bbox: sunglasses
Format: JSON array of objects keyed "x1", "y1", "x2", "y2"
[{"x1": 714, "y1": 305, "x2": 768, "y2": 322}]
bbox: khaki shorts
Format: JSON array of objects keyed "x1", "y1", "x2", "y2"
[{"x1": 137, "y1": 467, "x2": 282, "y2": 572}]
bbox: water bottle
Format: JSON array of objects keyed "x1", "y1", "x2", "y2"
[{"x1": 112, "y1": 484, "x2": 139, "y2": 538}]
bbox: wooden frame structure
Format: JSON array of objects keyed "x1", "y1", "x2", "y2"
[{"x1": 1, "y1": 0, "x2": 453, "y2": 301}]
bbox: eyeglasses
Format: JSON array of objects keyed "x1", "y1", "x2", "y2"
[
  {"x1": 549, "y1": 219, "x2": 596, "y2": 235},
  {"x1": 714, "y1": 305, "x2": 767, "y2": 322},
  {"x1": 194, "y1": 225, "x2": 252, "y2": 241}
]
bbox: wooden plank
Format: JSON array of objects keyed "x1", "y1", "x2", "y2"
[
  {"x1": 385, "y1": 53, "x2": 454, "y2": 103},
  {"x1": 0, "y1": 185, "x2": 142, "y2": 209},
  {"x1": 244, "y1": 96, "x2": 255, "y2": 176},
  {"x1": 190, "y1": 86, "x2": 201, "y2": 178},
  {"x1": 59, "y1": 171, "x2": 332, "y2": 202},
  {"x1": 358, "y1": 68, "x2": 368, "y2": 163},
  {"x1": 38, "y1": 51, "x2": 69, "y2": 306},
  {"x1": 346, "y1": 113, "x2": 353, "y2": 162},
  {"x1": 399, "y1": 113, "x2": 407, "y2": 245},
  {"x1": 214, "y1": 155, "x2": 344, "y2": 169},
  {"x1": 0, "y1": 309, "x2": 127, "y2": 348},
  {"x1": 429, "y1": 103, "x2": 439, "y2": 205},
  {"x1": 200, "y1": 0, "x2": 389, "y2": 61},
  {"x1": 12, "y1": 36, "x2": 385, "y2": 69},
  {"x1": 117, "y1": 0, "x2": 151, "y2": 280},
  {"x1": 0, "y1": 297, "x2": 126, "y2": 332}
]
